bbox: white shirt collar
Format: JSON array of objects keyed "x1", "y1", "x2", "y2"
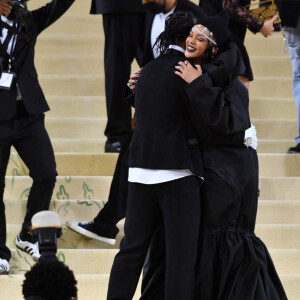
[
  {"x1": 151, "y1": 6, "x2": 177, "y2": 58},
  {"x1": 168, "y1": 45, "x2": 185, "y2": 54},
  {"x1": 1, "y1": 16, "x2": 14, "y2": 27}
]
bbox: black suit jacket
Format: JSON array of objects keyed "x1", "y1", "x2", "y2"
[
  {"x1": 141, "y1": 0, "x2": 207, "y2": 66},
  {"x1": 277, "y1": 0, "x2": 300, "y2": 27},
  {"x1": 129, "y1": 49, "x2": 203, "y2": 177},
  {"x1": 0, "y1": 0, "x2": 75, "y2": 121},
  {"x1": 90, "y1": 0, "x2": 145, "y2": 14}
]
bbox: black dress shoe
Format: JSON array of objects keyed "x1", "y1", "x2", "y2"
[
  {"x1": 287, "y1": 143, "x2": 300, "y2": 154},
  {"x1": 105, "y1": 140, "x2": 122, "y2": 153}
]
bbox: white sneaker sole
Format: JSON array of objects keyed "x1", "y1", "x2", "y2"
[
  {"x1": 0, "y1": 267, "x2": 9, "y2": 275},
  {"x1": 0, "y1": 271, "x2": 9, "y2": 275},
  {"x1": 66, "y1": 221, "x2": 116, "y2": 245}
]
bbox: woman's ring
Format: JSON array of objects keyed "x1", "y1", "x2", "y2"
[
  {"x1": 184, "y1": 61, "x2": 188, "y2": 66},
  {"x1": 127, "y1": 82, "x2": 131, "y2": 88}
]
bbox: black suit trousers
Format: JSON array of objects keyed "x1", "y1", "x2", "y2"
[
  {"x1": 94, "y1": 133, "x2": 132, "y2": 225},
  {"x1": 107, "y1": 176, "x2": 201, "y2": 300},
  {"x1": 0, "y1": 109, "x2": 57, "y2": 261},
  {"x1": 102, "y1": 13, "x2": 145, "y2": 142}
]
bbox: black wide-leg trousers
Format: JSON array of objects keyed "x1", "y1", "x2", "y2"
[
  {"x1": 102, "y1": 13, "x2": 145, "y2": 142},
  {"x1": 0, "y1": 112, "x2": 57, "y2": 261},
  {"x1": 107, "y1": 176, "x2": 201, "y2": 300}
]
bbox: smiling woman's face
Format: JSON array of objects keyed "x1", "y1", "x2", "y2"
[{"x1": 185, "y1": 25, "x2": 210, "y2": 62}]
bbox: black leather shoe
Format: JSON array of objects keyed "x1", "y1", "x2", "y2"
[
  {"x1": 105, "y1": 140, "x2": 122, "y2": 153},
  {"x1": 287, "y1": 143, "x2": 300, "y2": 154}
]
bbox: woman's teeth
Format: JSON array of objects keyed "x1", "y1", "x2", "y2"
[{"x1": 187, "y1": 45, "x2": 196, "y2": 51}]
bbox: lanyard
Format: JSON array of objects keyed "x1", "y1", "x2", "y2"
[{"x1": 0, "y1": 22, "x2": 19, "y2": 72}]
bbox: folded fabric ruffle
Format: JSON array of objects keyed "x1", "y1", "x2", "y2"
[{"x1": 195, "y1": 229, "x2": 288, "y2": 300}]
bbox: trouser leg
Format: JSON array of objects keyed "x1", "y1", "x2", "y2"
[
  {"x1": 107, "y1": 182, "x2": 160, "y2": 300},
  {"x1": 13, "y1": 114, "x2": 57, "y2": 238},
  {"x1": 94, "y1": 134, "x2": 132, "y2": 225},
  {"x1": 102, "y1": 14, "x2": 145, "y2": 142},
  {"x1": 286, "y1": 24, "x2": 300, "y2": 143},
  {"x1": 141, "y1": 225, "x2": 166, "y2": 300},
  {"x1": 0, "y1": 133, "x2": 12, "y2": 261},
  {"x1": 159, "y1": 176, "x2": 201, "y2": 300}
]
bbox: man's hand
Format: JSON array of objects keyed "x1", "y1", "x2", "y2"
[
  {"x1": 260, "y1": 15, "x2": 278, "y2": 37},
  {"x1": 175, "y1": 61, "x2": 202, "y2": 84},
  {"x1": 0, "y1": 0, "x2": 12, "y2": 17}
]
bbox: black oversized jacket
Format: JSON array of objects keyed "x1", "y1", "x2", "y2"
[
  {"x1": 0, "y1": 0, "x2": 75, "y2": 121},
  {"x1": 129, "y1": 49, "x2": 204, "y2": 177}
]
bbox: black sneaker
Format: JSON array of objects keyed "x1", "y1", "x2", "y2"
[
  {"x1": 287, "y1": 143, "x2": 300, "y2": 154},
  {"x1": 66, "y1": 220, "x2": 119, "y2": 245}
]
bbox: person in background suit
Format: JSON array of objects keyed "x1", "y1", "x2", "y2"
[
  {"x1": 0, "y1": 0, "x2": 75, "y2": 275},
  {"x1": 90, "y1": 0, "x2": 145, "y2": 153},
  {"x1": 66, "y1": 0, "x2": 206, "y2": 245},
  {"x1": 0, "y1": 0, "x2": 11, "y2": 76},
  {"x1": 277, "y1": 0, "x2": 300, "y2": 153}
]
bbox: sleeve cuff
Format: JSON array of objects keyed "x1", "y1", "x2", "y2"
[{"x1": 187, "y1": 73, "x2": 213, "y2": 90}]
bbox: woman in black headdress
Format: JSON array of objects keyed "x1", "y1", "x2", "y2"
[{"x1": 140, "y1": 10, "x2": 287, "y2": 300}]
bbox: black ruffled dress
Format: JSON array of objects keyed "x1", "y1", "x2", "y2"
[{"x1": 140, "y1": 41, "x2": 288, "y2": 300}]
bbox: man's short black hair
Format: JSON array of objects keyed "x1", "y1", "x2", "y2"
[
  {"x1": 154, "y1": 11, "x2": 197, "y2": 53},
  {"x1": 22, "y1": 259, "x2": 77, "y2": 300}
]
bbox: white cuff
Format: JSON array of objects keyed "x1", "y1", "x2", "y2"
[{"x1": 244, "y1": 123, "x2": 258, "y2": 150}]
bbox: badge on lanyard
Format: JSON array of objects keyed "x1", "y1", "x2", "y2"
[{"x1": 0, "y1": 71, "x2": 15, "y2": 90}]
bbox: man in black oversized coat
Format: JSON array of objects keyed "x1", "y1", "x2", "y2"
[
  {"x1": 106, "y1": 12, "x2": 204, "y2": 300},
  {"x1": 0, "y1": 0, "x2": 75, "y2": 274}
]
